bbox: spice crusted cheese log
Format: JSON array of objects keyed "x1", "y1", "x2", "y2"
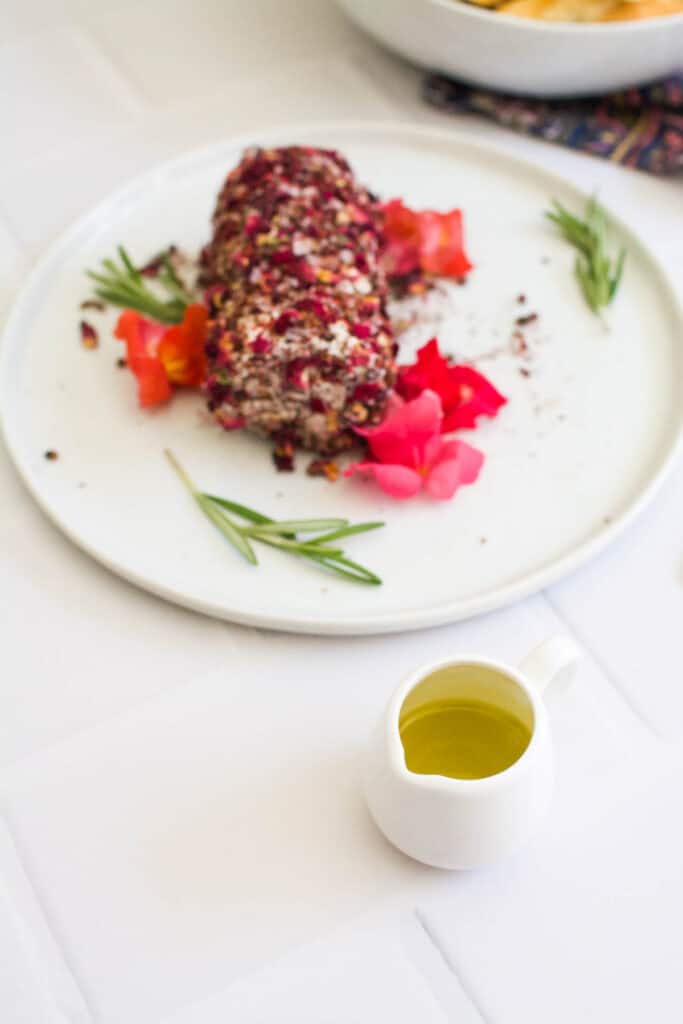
[{"x1": 201, "y1": 146, "x2": 396, "y2": 462}]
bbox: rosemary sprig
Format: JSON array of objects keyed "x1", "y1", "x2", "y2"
[
  {"x1": 545, "y1": 197, "x2": 626, "y2": 321},
  {"x1": 165, "y1": 450, "x2": 384, "y2": 586},
  {"x1": 86, "y1": 246, "x2": 195, "y2": 323}
]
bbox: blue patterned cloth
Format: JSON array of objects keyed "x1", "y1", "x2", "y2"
[{"x1": 424, "y1": 73, "x2": 683, "y2": 174}]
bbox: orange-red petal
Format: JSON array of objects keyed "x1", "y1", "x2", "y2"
[{"x1": 158, "y1": 304, "x2": 208, "y2": 387}]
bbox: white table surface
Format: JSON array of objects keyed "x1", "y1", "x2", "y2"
[{"x1": 1, "y1": 2, "x2": 682, "y2": 1022}]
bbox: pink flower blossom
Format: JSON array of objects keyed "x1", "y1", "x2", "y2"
[{"x1": 345, "y1": 390, "x2": 484, "y2": 500}]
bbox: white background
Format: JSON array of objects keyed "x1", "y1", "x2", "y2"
[{"x1": 1, "y1": 2, "x2": 682, "y2": 1022}]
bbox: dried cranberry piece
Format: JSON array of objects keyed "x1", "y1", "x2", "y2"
[
  {"x1": 244, "y1": 213, "x2": 267, "y2": 237},
  {"x1": 271, "y1": 248, "x2": 294, "y2": 265},
  {"x1": 79, "y1": 320, "x2": 98, "y2": 349},
  {"x1": 286, "y1": 358, "x2": 310, "y2": 390},
  {"x1": 250, "y1": 334, "x2": 271, "y2": 354},
  {"x1": 351, "y1": 381, "x2": 382, "y2": 404},
  {"x1": 274, "y1": 309, "x2": 300, "y2": 334}
]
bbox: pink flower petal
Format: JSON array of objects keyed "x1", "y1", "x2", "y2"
[
  {"x1": 355, "y1": 390, "x2": 444, "y2": 468},
  {"x1": 424, "y1": 440, "x2": 484, "y2": 500},
  {"x1": 345, "y1": 461, "x2": 423, "y2": 499}
]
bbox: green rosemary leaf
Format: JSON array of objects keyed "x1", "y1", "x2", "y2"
[
  {"x1": 164, "y1": 450, "x2": 257, "y2": 564},
  {"x1": 204, "y1": 494, "x2": 274, "y2": 526},
  {"x1": 159, "y1": 254, "x2": 195, "y2": 306},
  {"x1": 245, "y1": 518, "x2": 348, "y2": 535},
  {"x1": 251, "y1": 533, "x2": 345, "y2": 558},
  {"x1": 303, "y1": 551, "x2": 382, "y2": 585},
  {"x1": 609, "y1": 248, "x2": 627, "y2": 301},
  {"x1": 546, "y1": 197, "x2": 626, "y2": 320},
  {"x1": 197, "y1": 495, "x2": 258, "y2": 564},
  {"x1": 310, "y1": 521, "x2": 385, "y2": 545},
  {"x1": 85, "y1": 247, "x2": 193, "y2": 323},
  {"x1": 166, "y1": 452, "x2": 384, "y2": 585},
  {"x1": 118, "y1": 245, "x2": 141, "y2": 283}
]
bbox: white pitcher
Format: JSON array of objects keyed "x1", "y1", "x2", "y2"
[{"x1": 364, "y1": 636, "x2": 580, "y2": 870}]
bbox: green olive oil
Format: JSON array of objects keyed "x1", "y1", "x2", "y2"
[{"x1": 399, "y1": 699, "x2": 532, "y2": 780}]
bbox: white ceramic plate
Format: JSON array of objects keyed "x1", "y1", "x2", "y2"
[{"x1": 2, "y1": 123, "x2": 681, "y2": 635}]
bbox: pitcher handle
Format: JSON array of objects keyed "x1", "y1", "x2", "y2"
[{"x1": 518, "y1": 635, "x2": 581, "y2": 697}]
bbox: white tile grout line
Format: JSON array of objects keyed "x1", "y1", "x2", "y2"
[
  {"x1": 0, "y1": 811, "x2": 95, "y2": 1024},
  {"x1": 414, "y1": 907, "x2": 493, "y2": 1024},
  {"x1": 540, "y1": 588, "x2": 668, "y2": 741}
]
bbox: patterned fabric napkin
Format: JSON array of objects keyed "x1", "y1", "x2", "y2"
[{"x1": 424, "y1": 73, "x2": 683, "y2": 174}]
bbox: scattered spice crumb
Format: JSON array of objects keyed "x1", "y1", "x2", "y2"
[
  {"x1": 272, "y1": 439, "x2": 295, "y2": 472},
  {"x1": 511, "y1": 331, "x2": 529, "y2": 356},
  {"x1": 44, "y1": 450, "x2": 58, "y2": 461},
  {"x1": 80, "y1": 299, "x2": 106, "y2": 312},
  {"x1": 517, "y1": 293, "x2": 526, "y2": 304},
  {"x1": 519, "y1": 367, "x2": 531, "y2": 378},
  {"x1": 515, "y1": 313, "x2": 538, "y2": 327},
  {"x1": 307, "y1": 458, "x2": 340, "y2": 482},
  {"x1": 479, "y1": 536, "x2": 488, "y2": 545},
  {"x1": 80, "y1": 320, "x2": 98, "y2": 349},
  {"x1": 116, "y1": 357, "x2": 127, "y2": 369}
]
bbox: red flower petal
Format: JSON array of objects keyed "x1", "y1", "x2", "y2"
[
  {"x1": 344, "y1": 461, "x2": 423, "y2": 499},
  {"x1": 423, "y1": 439, "x2": 484, "y2": 500},
  {"x1": 381, "y1": 202, "x2": 473, "y2": 282},
  {"x1": 114, "y1": 310, "x2": 165, "y2": 375},
  {"x1": 79, "y1": 320, "x2": 99, "y2": 349},
  {"x1": 136, "y1": 359, "x2": 172, "y2": 408},
  {"x1": 114, "y1": 310, "x2": 170, "y2": 407},
  {"x1": 418, "y1": 210, "x2": 473, "y2": 279},
  {"x1": 158, "y1": 303, "x2": 208, "y2": 387},
  {"x1": 355, "y1": 390, "x2": 443, "y2": 468},
  {"x1": 380, "y1": 199, "x2": 421, "y2": 277},
  {"x1": 441, "y1": 365, "x2": 507, "y2": 431},
  {"x1": 397, "y1": 339, "x2": 506, "y2": 433}
]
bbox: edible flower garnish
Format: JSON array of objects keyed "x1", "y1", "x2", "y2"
[
  {"x1": 165, "y1": 450, "x2": 384, "y2": 585},
  {"x1": 381, "y1": 200, "x2": 473, "y2": 281},
  {"x1": 86, "y1": 246, "x2": 195, "y2": 324},
  {"x1": 545, "y1": 197, "x2": 626, "y2": 321},
  {"x1": 396, "y1": 338, "x2": 506, "y2": 431},
  {"x1": 114, "y1": 304, "x2": 207, "y2": 407},
  {"x1": 345, "y1": 390, "x2": 484, "y2": 500}
]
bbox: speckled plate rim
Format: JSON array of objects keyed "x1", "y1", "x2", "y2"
[{"x1": 2, "y1": 120, "x2": 682, "y2": 635}]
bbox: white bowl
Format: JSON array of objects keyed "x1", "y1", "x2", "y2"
[{"x1": 337, "y1": 0, "x2": 683, "y2": 97}]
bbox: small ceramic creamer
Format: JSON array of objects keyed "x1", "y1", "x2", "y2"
[{"x1": 364, "y1": 636, "x2": 580, "y2": 870}]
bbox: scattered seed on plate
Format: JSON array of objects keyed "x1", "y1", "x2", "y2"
[
  {"x1": 80, "y1": 299, "x2": 106, "y2": 312},
  {"x1": 516, "y1": 313, "x2": 538, "y2": 326},
  {"x1": 44, "y1": 450, "x2": 59, "y2": 461}
]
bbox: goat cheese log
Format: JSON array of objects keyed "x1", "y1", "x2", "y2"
[{"x1": 201, "y1": 146, "x2": 396, "y2": 465}]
